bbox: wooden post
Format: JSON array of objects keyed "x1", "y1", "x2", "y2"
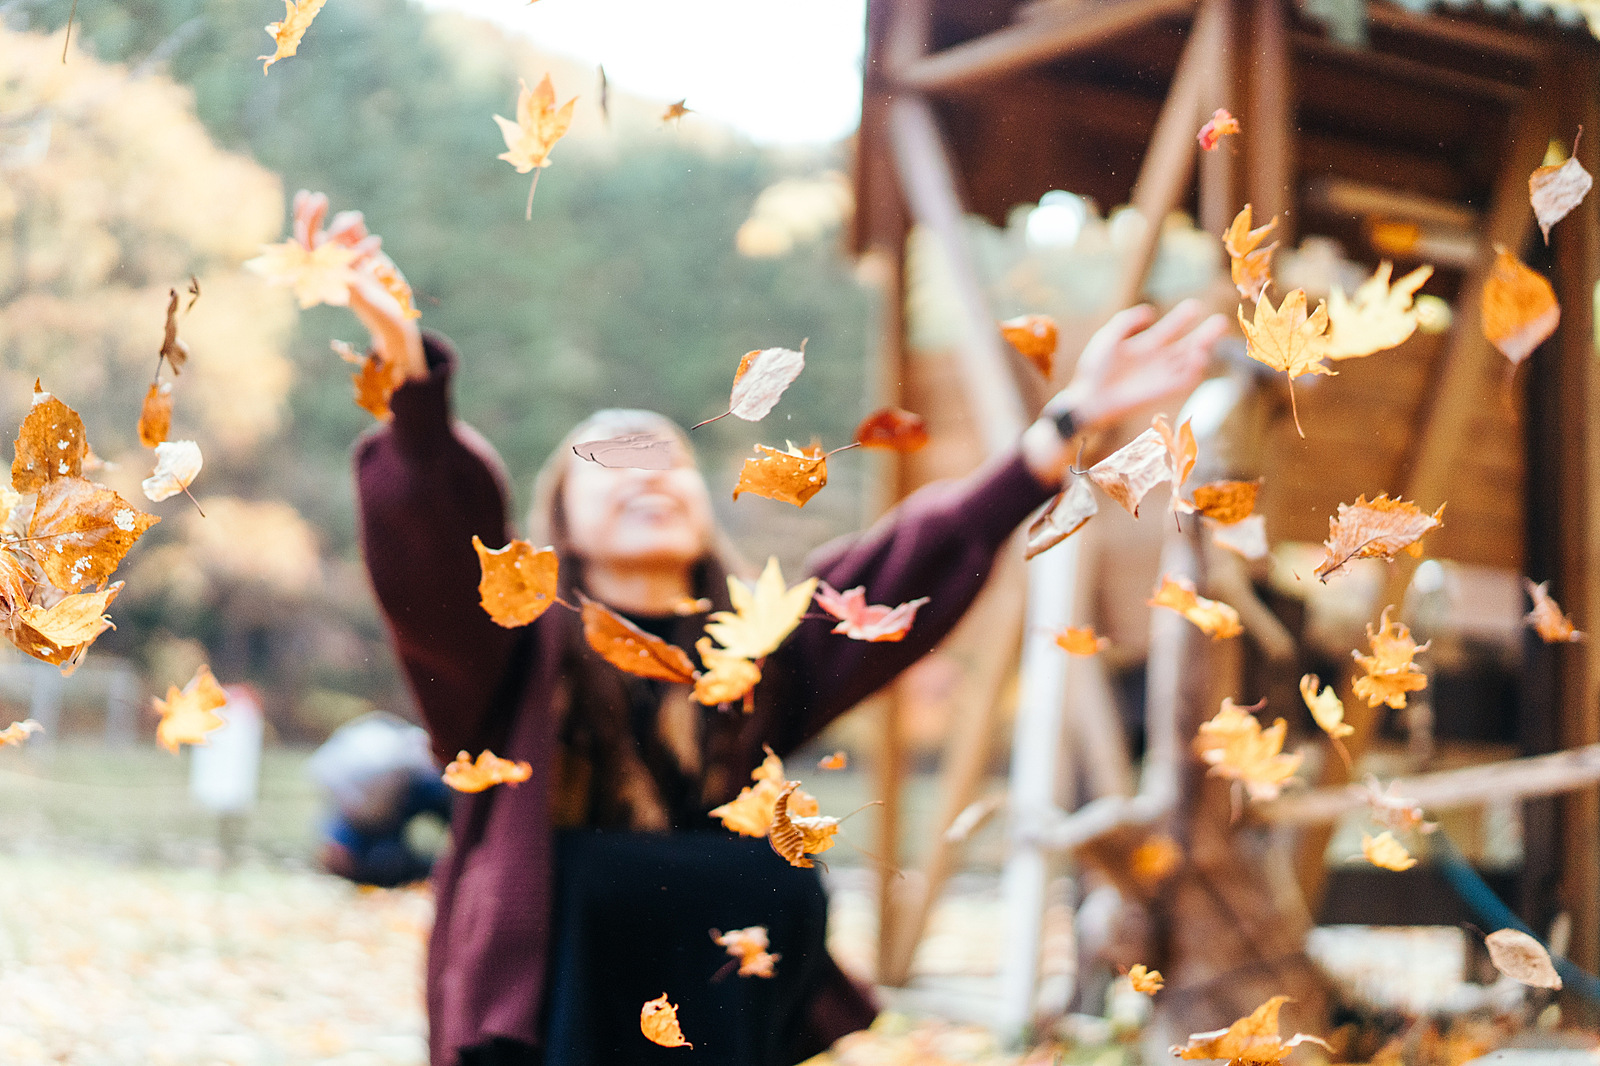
[
  {"x1": 1244, "y1": 0, "x2": 1294, "y2": 241},
  {"x1": 1197, "y1": 0, "x2": 1237, "y2": 236}
]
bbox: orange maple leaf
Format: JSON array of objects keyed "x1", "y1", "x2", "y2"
[
  {"x1": 29, "y1": 477, "x2": 159, "y2": 593},
  {"x1": 1129, "y1": 963, "x2": 1165, "y2": 994},
  {"x1": 640, "y1": 993, "x2": 692, "y2": 1049},
  {"x1": 1238, "y1": 288, "x2": 1331, "y2": 438},
  {"x1": 1351, "y1": 605, "x2": 1429, "y2": 709},
  {"x1": 1055, "y1": 626, "x2": 1109, "y2": 655},
  {"x1": 813, "y1": 581, "x2": 928, "y2": 643},
  {"x1": 712, "y1": 926, "x2": 780, "y2": 978},
  {"x1": 692, "y1": 636, "x2": 761, "y2": 707},
  {"x1": 1482, "y1": 246, "x2": 1560, "y2": 367},
  {"x1": 733, "y1": 442, "x2": 828, "y2": 508},
  {"x1": 1190, "y1": 479, "x2": 1261, "y2": 525},
  {"x1": 472, "y1": 535, "x2": 559, "y2": 628},
  {"x1": 708, "y1": 748, "x2": 818, "y2": 836},
  {"x1": 662, "y1": 99, "x2": 693, "y2": 124},
  {"x1": 854, "y1": 407, "x2": 929, "y2": 453},
  {"x1": 579, "y1": 595, "x2": 698, "y2": 683},
  {"x1": 770, "y1": 780, "x2": 839, "y2": 868},
  {"x1": 818, "y1": 751, "x2": 848, "y2": 771},
  {"x1": 334, "y1": 339, "x2": 407, "y2": 421},
  {"x1": 442, "y1": 749, "x2": 532, "y2": 793},
  {"x1": 154, "y1": 664, "x2": 228, "y2": 754},
  {"x1": 1150, "y1": 574, "x2": 1243, "y2": 640},
  {"x1": 1525, "y1": 578, "x2": 1585, "y2": 643},
  {"x1": 999, "y1": 314, "x2": 1059, "y2": 377},
  {"x1": 1172, "y1": 996, "x2": 1329, "y2": 1065},
  {"x1": 1194, "y1": 699, "x2": 1302, "y2": 801},
  {"x1": 1315, "y1": 494, "x2": 1444, "y2": 581},
  {"x1": 1224, "y1": 205, "x2": 1278, "y2": 302},
  {"x1": 1197, "y1": 108, "x2": 1240, "y2": 151},
  {"x1": 259, "y1": 0, "x2": 327, "y2": 74}
]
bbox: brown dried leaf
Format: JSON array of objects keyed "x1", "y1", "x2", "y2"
[
  {"x1": 640, "y1": 993, "x2": 692, "y2": 1048},
  {"x1": 571, "y1": 433, "x2": 678, "y2": 470},
  {"x1": 854, "y1": 407, "x2": 929, "y2": 453},
  {"x1": 770, "y1": 780, "x2": 839, "y2": 868},
  {"x1": 999, "y1": 314, "x2": 1059, "y2": 377},
  {"x1": 29, "y1": 477, "x2": 160, "y2": 592},
  {"x1": 580, "y1": 595, "x2": 697, "y2": 683},
  {"x1": 1482, "y1": 247, "x2": 1560, "y2": 367},
  {"x1": 1150, "y1": 574, "x2": 1243, "y2": 639},
  {"x1": 471, "y1": 535, "x2": 559, "y2": 628},
  {"x1": 1088, "y1": 428, "x2": 1168, "y2": 517},
  {"x1": 1191, "y1": 479, "x2": 1261, "y2": 525},
  {"x1": 13, "y1": 388, "x2": 87, "y2": 494},
  {"x1": 138, "y1": 383, "x2": 173, "y2": 448},
  {"x1": 733, "y1": 442, "x2": 828, "y2": 507},
  {"x1": 1173, "y1": 996, "x2": 1329, "y2": 1065},
  {"x1": 19, "y1": 583, "x2": 121, "y2": 650},
  {"x1": 1525, "y1": 578, "x2": 1585, "y2": 643},
  {"x1": 1224, "y1": 205, "x2": 1279, "y2": 302},
  {"x1": 729, "y1": 346, "x2": 806, "y2": 422},
  {"x1": 1025, "y1": 475, "x2": 1098, "y2": 559},
  {"x1": 1485, "y1": 928, "x2": 1561, "y2": 989},
  {"x1": 1352, "y1": 606, "x2": 1429, "y2": 710},
  {"x1": 1530, "y1": 145, "x2": 1592, "y2": 244},
  {"x1": 159, "y1": 288, "x2": 190, "y2": 373},
  {"x1": 1315, "y1": 494, "x2": 1444, "y2": 581},
  {"x1": 442, "y1": 749, "x2": 532, "y2": 793}
]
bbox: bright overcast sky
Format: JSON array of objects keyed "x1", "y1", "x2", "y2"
[{"x1": 418, "y1": 0, "x2": 868, "y2": 146}]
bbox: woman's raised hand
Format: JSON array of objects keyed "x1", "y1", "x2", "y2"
[
  {"x1": 348, "y1": 273, "x2": 428, "y2": 382},
  {"x1": 1023, "y1": 299, "x2": 1227, "y2": 485}
]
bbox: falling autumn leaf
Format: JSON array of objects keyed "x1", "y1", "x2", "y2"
[
  {"x1": 999, "y1": 314, "x2": 1059, "y2": 377},
  {"x1": 13, "y1": 389, "x2": 87, "y2": 494},
  {"x1": 247, "y1": 191, "x2": 416, "y2": 321},
  {"x1": 1530, "y1": 135, "x2": 1592, "y2": 244},
  {"x1": 1190, "y1": 479, "x2": 1260, "y2": 525},
  {"x1": 442, "y1": 749, "x2": 533, "y2": 793},
  {"x1": 1315, "y1": 494, "x2": 1444, "y2": 581},
  {"x1": 19, "y1": 584, "x2": 121, "y2": 650},
  {"x1": 812, "y1": 581, "x2": 928, "y2": 643},
  {"x1": 1224, "y1": 205, "x2": 1278, "y2": 302},
  {"x1": 640, "y1": 993, "x2": 692, "y2": 1049},
  {"x1": 142, "y1": 440, "x2": 203, "y2": 503},
  {"x1": 1055, "y1": 626, "x2": 1109, "y2": 655},
  {"x1": 1362, "y1": 831, "x2": 1418, "y2": 871},
  {"x1": 854, "y1": 407, "x2": 929, "y2": 453},
  {"x1": 1150, "y1": 574, "x2": 1243, "y2": 640},
  {"x1": 580, "y1": 595, "x2": 697, "y2": 683},
  {"x1": 494, "y1": 75, "x2": 578, "y2": 218},
  {"x1": 673, "y1": 596, "x2": 712, "y2": 616},
  {"x1": 662, "y1": 99, "x2": 693, "y2": 124},
  {"x1": 1128, "y1": 964, "x2": 1164, "y2": 994},
  {"x1": 471, "y1": 535, "x2": 559, "y2": 628},
  {"x1": 1173, "y1": 997, "x2": 1329, "y2": 1065},
  {"x1": 770, "y1": 780, "x2": 839, "y2": 868},
  {"x1": 29, "y1": 477, "x2": 159, "y2": 593},
  {"x1": 692, "y1": 637, "x2": 761, "y2": 707},
  {"x1": 153, "y1": 663, "x2": 228, "y2": 754},
  {"x1": 1299, "y1": 674, "x2": 1352, "y2": 739},
  {"x1": 1238, "y1": 288, "x2": 1332, "y2": 438},
  {"x1": 708, "y1": 748, "x2": 818, "y2": 837},
  {"x1": 1352, "y1": 605, "x2": 1429, "y2": 710},
  {"x1": 1026, "y1": 475, "x2": 1099, "y2": 560},
  {"x1": 1525, "y1": 578, "x2": 1585, "y2": 643},
  {"x1": 1485, "y1": 929, "x2": 1562, "y2": 989},
  {"x1": 1129, "y1": 835, "x2": 1182, "y2": 888},
  {"x1": 1364, "y1": 777, "x2": 1436, "y2": 836},
  {"x1": 158, "y1": 288, "x2": 191, "y2": 373},
  {"x1": 1193, "y1": 699, "x2": 1302, "y2": 801},
  {"x1": 818, "y1": 751, "x2": 848, "y2": 771},
  {"x1": 571, "y1": 433, "x2": 678, "y2": 470},
  {"x1": 712, "y1": 926, "x2": 780, "y2": 978},
  {"x1": 259, "y1": 0, "x2": 328, "y2": 74},
  {"x1": 1482, "y1": 246, "x2": 1560, "y2": 367},
  {"x1": 0, "y1": 720, "x2": 42, "y2": 747},
  {"x1": 704, "y1": 557, "x2": 818, "y2": 660},
  {"x1": 138, "y1": 383, "x2": 173, "y2": 448},
  {"x1": 1087, "y1": 415, "x2": 1195, "y2": 517},
  {"x1": 334, "y1": 340, "x2": 406, "y2": 422},
  {"x1": 695, "y1": 346, "x2": 807, "y2": 429},
  {"x1": 1197, "y1": 108, "x2": 1240, "y2": 151},
  {"x1": 733, "y1": 442, "x2": 828, "y2": 507},
  {"x1": 248, "y1": 239, "x2": 359, "y2": 309},
  {"x1": 1319, "y1": 263, "x2": 1434, "y2": 361}
]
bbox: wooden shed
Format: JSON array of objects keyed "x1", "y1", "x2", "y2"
[{"x1": 850, "y1": 0, "x2": 1600, "y2": 1032}]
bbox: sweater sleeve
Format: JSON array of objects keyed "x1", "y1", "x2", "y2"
[
  {"x1": 765, "y1": 448, "x2": 1057, "y2": 752},
  {"x1": 354, "y1": 330, "x2": 523, "y2": 762}
]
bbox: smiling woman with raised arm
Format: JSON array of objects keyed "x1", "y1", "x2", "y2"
[{"x1": 346, "y1": 275, "x2": 1225, "y2": 1066}]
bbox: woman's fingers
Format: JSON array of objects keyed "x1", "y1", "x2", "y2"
[
  {"x1": 1099, "y1": 304, "x2": 1159, "y2": 347},
  {"x1": 1128, "y1": 297, "x2": 1205, "y2": 351}
]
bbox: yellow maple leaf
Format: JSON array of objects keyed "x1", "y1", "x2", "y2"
[
  {"x1": 1362, "y1": 830, "x2": 1418, "y2": 871},
  {"x1": 1173, "y1": 995, "x2": 1329, "y2": 1065},
  {"x1": 1149, "y1": 574, "x2": 1243, "y2": 640},
  {"x1": 709, "y1": 748, "x2": 818, "y2": 836},
  {"x1": 1299, "y1": 674, "x2": 1352, "y2": 739},
  {"x1": 1237, "y1": 288, "x2": 1332, "y2": 438},
  {"x1": 494, "y1": 75, "x2": 578, "y2": 173},
  {"x1": 1318, "y1": 262, "x2": 1434, "y2": 360},
  {"x1": 1129, "y1": 963, "x2": 1164, "y2": 994},
  {"x1": 692, "y1": 636, "x2": 761, "y2": 707},
  {"x1": 244, "y1": 239, "x2": 360, "y2": 309},
  {"x1": 1224, "y1": 205, "x2": 1278, "y2": 302},
  {"x1": 259, "y1": 0, "x2": 329, "y2": 75},
  {"x1": 702, "y1": 557, "x2": 818, "y2": 660},
  {"x1": 1352, "y1": 606, "x2": 1429, "y2": 710},
  {"x1": 153, "y1": 664, "x2": 228, "y2": 754},
  {"x1": 1194, "y1": 699, "x2": 1303, "y2": 801}
]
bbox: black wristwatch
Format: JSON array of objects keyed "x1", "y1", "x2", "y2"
[{"x1": 1051, "y1": 405, "x2": 1079, "y2": 442}]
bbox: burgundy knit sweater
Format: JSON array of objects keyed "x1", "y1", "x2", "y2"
[{"x1": 355, "y1": 332, "x2": 1055, "y2": 1065}]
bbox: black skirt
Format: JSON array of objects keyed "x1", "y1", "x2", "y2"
[{"x1": 539, "y1": 829, "x2": 833, "y2": 1066}]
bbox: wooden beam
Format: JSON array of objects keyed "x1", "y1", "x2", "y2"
[
  {"x1": 1246, "y1": 0, "x2": 1294, "y2": 238},
  {"x1": 887, "y1": 94, "x2": 1030, "y2": 451},
  {"x1": 1108, "y1": 0, "x2": 1227, "y2": 310},
  {"x1": 893, "y1": 0, "x2": 1198, "y2": 94},
  {"x1": 1293, "y1": 32, "x2": 1528, "y2": 105},
  {"x1": 1364, "y1": 3, "x2": 1553, "y2": 64},
  {"x1": 1256, "y1": 743, "x2": 1600, "y2": 827}
]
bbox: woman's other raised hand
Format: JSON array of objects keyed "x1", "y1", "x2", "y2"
[{"x1": 1023, "y1": 299, "x2": 1226, "y2": 485}]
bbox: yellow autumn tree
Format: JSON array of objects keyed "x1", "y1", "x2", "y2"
[{"x1": 0, "y1": 28, "x2": 295, "y2": 458}]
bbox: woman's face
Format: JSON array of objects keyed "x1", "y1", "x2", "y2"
[{"x1": 561, "y1": 433, "x2": 714, "y2": 571}]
